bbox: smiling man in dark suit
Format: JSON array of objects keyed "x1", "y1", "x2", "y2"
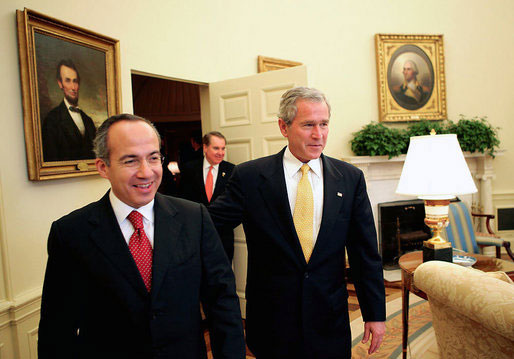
[
  {"x1": 208, "y1": 87, "x2": 386, "y2": 358},
  {"x1": 179, "y1": 131, "x2": 235, "y2": 261},
  {"x1": 38, "y1": 114, "x2": 245, "y2": 359},
  {"x1": 41, "y1": 59, "x2": 97, "y2": 162}
]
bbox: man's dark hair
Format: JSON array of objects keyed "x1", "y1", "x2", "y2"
[
  {"x1": 93, "y1": 114, "x2": 161, "y2": 165},
  {"x1": 203, "y1": 131, "x2": 226, "y2": 146},
  {"x1": 191, "y1": 130, "x2": 202, "y2": 146},
  {"x1": 56, "y1": 59, "x2": 81, "y2": 83}
]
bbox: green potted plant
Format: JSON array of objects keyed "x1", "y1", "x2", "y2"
[
  {"x1": 447, "y1": 115, "x2": 500, "y2": 157},
  {"x1": 350, "y1": 116, "x2": 500, "y2": 158},
  {"x1": 405, "y1": 119, "x2": 449, "y2": 137},
  {"x1": 350, "y1": 122, "x2": 408, "y2": 159}
]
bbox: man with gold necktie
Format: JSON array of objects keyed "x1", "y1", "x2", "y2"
[
  {"x1": 209, "y1": 87, "x2": 385, "y2": 358},
  {"x1": 38, "y1": 114, "x2": 245, "y2": 358}
]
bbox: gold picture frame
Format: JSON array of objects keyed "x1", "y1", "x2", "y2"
[
  {"x1": 16, "y1": 8, "x2": 122, "y2": 180},
  {"x1": 257, "y1": 56, "x2": 302, "y2": 73},
  {"x1": 375, "y1": 34, "x2": 447, "y2": 122}
]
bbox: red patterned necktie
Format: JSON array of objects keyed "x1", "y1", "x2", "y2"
[
  {"x1": 205, "y1": 166, "x2": 214, "y2": 202},
  {"x1": 127, "y1": 211, "x2": 153, "y2": 292}
]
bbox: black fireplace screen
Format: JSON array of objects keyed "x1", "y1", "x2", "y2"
[{"x1": 378, "y1": 199, "x2": 430, "y2": 269}]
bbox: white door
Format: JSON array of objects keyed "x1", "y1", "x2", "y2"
[{"x1": 200, "y1": 65, "x2": 308, "y2": 317}]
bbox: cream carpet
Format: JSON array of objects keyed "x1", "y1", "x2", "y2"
[{"x1": 351, "y1": 293, "x2": 439, "y2": 358}]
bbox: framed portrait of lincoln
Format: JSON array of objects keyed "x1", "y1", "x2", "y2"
[
  {"x1": 16, "y1": 8, "x2": 121, "y2": 180},
  {"x1": 375, "y1": 34, "x2": 447, "y2": 123}
]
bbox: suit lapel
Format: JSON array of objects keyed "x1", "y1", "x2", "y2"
[
  {"x1": 151, "y1": 193, "x2": 192, "y2": 302},
  {"x1": 259, "y1": 149, "x2": 305, "y2": 268},
  {"x1": 195, "y1": 160, "x2": 209, "y2": 204},
  {"x1": 212, "y1": 161, "x2": 229, "y2": 200},
  {"x1": 88, "y1": 193, "x2": 148, "y2": 298},
  {"x1": 309, "y1": 155, "x2": 345, "y2": 264}
]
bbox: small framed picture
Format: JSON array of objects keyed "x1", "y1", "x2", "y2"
[
  {"x1": 257, "y1": 56, "x2": 302, "y2": 73},
  {"x1": 16, "y1": 8, "x2": 122, "y2": 180},
  {"x1": 375, "y1": 34, "x2": 447, "y2": 122}
]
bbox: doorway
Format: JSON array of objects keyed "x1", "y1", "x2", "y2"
[{"x1": 131, "y1": 72, "x2": 207, "y2": 196}]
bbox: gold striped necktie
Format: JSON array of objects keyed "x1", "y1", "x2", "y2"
[{"x1": 293, "y1": 164, "x2": 314, "y2": 262}]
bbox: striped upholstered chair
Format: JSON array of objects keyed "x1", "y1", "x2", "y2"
[{"x1": 443, "y1": 201, "x2": 514, "y2": 260}]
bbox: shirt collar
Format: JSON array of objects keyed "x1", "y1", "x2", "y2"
[
  {"x1": 63, "y1": 97, "x2": 79, "y2": 111},
  {"x1": 283, "y1": 146, "x2": 322, "y2": 179},
  {"x1": 109, "y1": 190, "x2": 155, "y2": 225},
  {"x1": 203, "y1": 157, "x2": 220, "y2": 171}
]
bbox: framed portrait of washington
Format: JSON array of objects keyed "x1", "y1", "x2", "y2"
[
  {"x1": 375, "y1": 34, "x2": 447, "y2": 123},
  {"x1": 16, "y1": 8, "x2": 121, "y2": 181}
]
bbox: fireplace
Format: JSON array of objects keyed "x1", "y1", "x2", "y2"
[{"x1": 378, "y1": 199, "x2": 430, "y2": 269}]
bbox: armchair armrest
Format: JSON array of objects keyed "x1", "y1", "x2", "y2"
[{"x1": 471, "y1": 212, "x2": 495, "y2": 235}]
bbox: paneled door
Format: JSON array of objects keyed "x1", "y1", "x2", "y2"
[{"x1": 200, "y1": 65, "x2": 308, "y2": 317}]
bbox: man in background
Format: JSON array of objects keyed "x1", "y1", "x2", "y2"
[
  {"x1": 38, "y1": 114, "x2": 245, "y2": 358},
  {"x1": 179, "y1": 129, "x2": 203, "y2": 166},
  {"x1": 179, "y1": 131, "x2": 236, "y2": 261},
  {"x1": 209, "y1": 87, "x2": 386, "y2": 358},
  {"x1": 42, "y1": 59, "x2": 97, "y2": 161}
]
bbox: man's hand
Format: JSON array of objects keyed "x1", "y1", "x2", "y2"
[{"x1": 361, "y1": 321, "x2": 385, "y2": 355}]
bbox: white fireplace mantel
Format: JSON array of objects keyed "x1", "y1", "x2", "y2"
[{"x1": 342, "y1": 151, "x2": 502, "y2": 234}]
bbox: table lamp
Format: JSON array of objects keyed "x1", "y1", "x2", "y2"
[{"x1": 396, "y1": 132, "x2": 477, "y2": 262}]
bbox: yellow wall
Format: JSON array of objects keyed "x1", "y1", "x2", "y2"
[{"x1": 1, "y1": 0, "x2": 513, "y2": 357}]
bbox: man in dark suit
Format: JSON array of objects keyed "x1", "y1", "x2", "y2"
[
  {"x1": 209, "y1": 87, "x2": 386, "y2": 358},
  {"x1": 38, "y1": 114, "x2": 245, "y2": 359},
  {"x1": 179, "y1": 131, "x2": 235, "y2": 261},
  {"x1": 42, "y1": 59, "x2": 97, "y2": 161}
]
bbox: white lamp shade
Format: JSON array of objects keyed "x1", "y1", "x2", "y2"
[{"x1": 396, "y1": 134, "x2": 477, "y2": 199}]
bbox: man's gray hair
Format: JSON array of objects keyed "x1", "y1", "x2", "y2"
[
  {"x1": 278, "y1": 86, "x2": 331, "y2": 126},
  {"x1": 93, "y1": 113, "x2": 161, "y2": 166},
  {"x1": 404, "y1": 60, "x2": 419, "y2": 75}
]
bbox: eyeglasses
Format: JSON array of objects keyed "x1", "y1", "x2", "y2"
[{"x1": 119, "y1": 154, "x2": 165, "y2": 168}]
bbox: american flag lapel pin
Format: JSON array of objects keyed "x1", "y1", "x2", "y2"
[
  {"x1": 222, "y1": 172, "x2": 226, "y2": 177},
  {"x1": 337, "y1": 192, "x2": 343, "y2": 197}
]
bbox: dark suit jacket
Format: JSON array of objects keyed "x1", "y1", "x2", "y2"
[
  {"x1": 38, "y1": 192, "x2": 245, "y2": 359},
  {"x1": 42, "y1": 101, "x2": 97, "y2": 161},
  {"x1": 179, "y1": 159, "x2": 235, "y2": 261},
  {"x1": 208, "y1": 148, "x2": 385, "y2": 359}
]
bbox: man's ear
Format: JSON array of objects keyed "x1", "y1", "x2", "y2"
[
  {"x1": 57, "y1": 80, "x2": 64, "y2": 90},
  {"x1": 203, "y1": 143, "x2": 208, "y2": 154},
  {"x1": 95, "y1": 158, "x2": 109, "y2": 179},
  {"x1": 278, "y1": 118, "x2": 288, "y2": 137}
]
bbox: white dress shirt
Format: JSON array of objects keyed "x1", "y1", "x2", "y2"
[
  {"x1": 283, "y1": 146, "x2": 324, "y2": 244},
  {"x1": 203, "y1": 158, "x2": 220, "y2": 191},
  {"x1": 109, "y1": 190, "x2": 155, "y2": 248},
  {"x1": 63, "y1": 97, "x2": 85, "y2": 136}
]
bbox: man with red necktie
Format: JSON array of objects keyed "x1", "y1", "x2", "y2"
[
  {"x1": 38, "y1": 114, "x2": 245, "y2": 359},
  {"x1": 179, "y1": 131, "x2": 235, "y2": 261}
]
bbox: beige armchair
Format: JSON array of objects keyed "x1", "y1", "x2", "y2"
[{"x1": 413, "y1": 261, "x2": 514, "y2": 359}]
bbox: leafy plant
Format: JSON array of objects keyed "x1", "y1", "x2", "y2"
[
  {"x1": 351, "y1": 122, "x2": 408, "y2": 159},
  {"x1": 350, "y1": 116, "x2": 500, "y2": 158},
  {"x1": 405, "y1": 119, "x2": 449, "y2": 138},
  {"x1": 447, "y1": 115, "x2": 500, "y2": 157}
]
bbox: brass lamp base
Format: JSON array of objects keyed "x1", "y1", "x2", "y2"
[
  {"x1": 422, "y1": 199, "x2": 453, "y2": 263},
  {"x1": 422, "y1": 240, "x2": 453, "y2": 262}
]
